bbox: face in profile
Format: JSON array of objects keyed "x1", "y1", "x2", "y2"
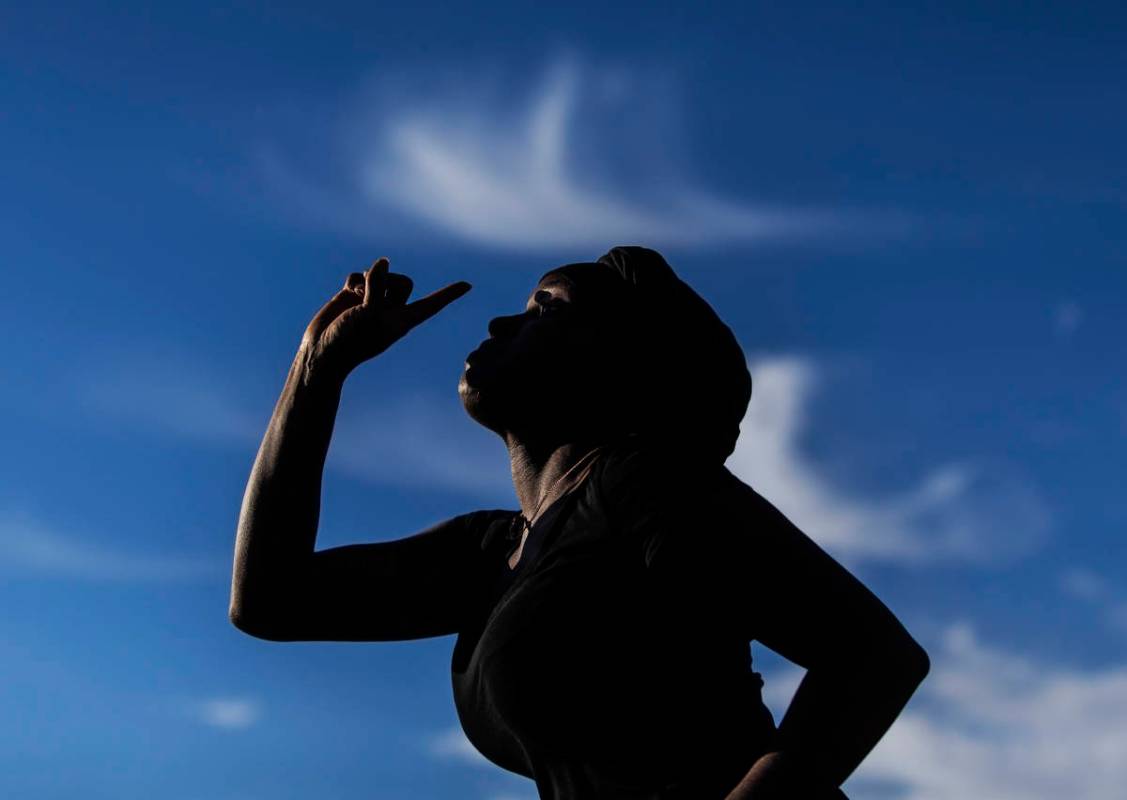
[{"x1": 458, "y1": 263, "x2": 632, "y2": 443}]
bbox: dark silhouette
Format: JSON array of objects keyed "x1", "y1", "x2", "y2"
[{"x1": 229, "y1": 246, "x2": 929, "y2": 799}]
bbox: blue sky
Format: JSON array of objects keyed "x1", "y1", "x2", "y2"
[{"x1": 2, "y1": 2, "x2": 1125, "y2": 798}]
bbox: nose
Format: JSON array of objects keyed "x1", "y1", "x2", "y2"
[{"x1": 487, "y1": 312, "x2": 526, "y2": 340}]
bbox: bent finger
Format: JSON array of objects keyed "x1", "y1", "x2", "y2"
[
  {"x1": 344, "y1": 272, "x2": 366, "y2": 298},
  {"x1": 362, "y1": 257, "x2": 390, "y2": 308}
]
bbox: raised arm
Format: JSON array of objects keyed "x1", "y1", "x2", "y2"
[
  {"x1": 717, "y1": 477, "x2": 930, "y2": 799},
  {"x1": 228, "y1": 257, "x2": 475, "y2": 641}
]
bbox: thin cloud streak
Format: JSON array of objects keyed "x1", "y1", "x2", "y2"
[
  {"x1": 80, "y1": 352, "x2": 1048, "y2": 565},
  {"x1": 759, "y1": 626, "x2": 1127, "y2": 800},
  {"x1": 1059, "y1": 566, "x2": 1127, "y2": 633},
  {"x1": 728, "y1": 356, "x2": 1050, "y2": 565},
  {"x1": 0, "y1": 513, "x2": 223, "y2": 582},
  {"x1": 427, "y1": 626, "x2": 1127, "y2": 799},
  {"x1": 426, "y1": 725, "x2": 494, "y2": 768},
  {"x1": 725, "y1": 358, "x2": 1050, "y2": 563},
  {"x1": 330, "y1": 393, "x2": 512, "y2": 499},
  {"x1": 853, "y1": 624, "x2": 1127, "y2": 800},
  {"x1": 81, "y1": 358, "x2": 514, "y2": 501},
  {"x1": 259, "y1": 51, "x2": 900, "y2": 252},
  {"x1": 191, "y1": 697, "x2": 262, "y2": 730}
]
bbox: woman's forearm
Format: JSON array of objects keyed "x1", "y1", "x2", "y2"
[
  {"x1": 229, "y1": 344, "x2": 345, "y2": 630},
  {"x1": 726, "y1": 642, "x2": 929, "y2": 798}
]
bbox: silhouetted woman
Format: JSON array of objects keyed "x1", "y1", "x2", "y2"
[{"x1": 229, "y1": 246, "x2": 929, "y2": 799}]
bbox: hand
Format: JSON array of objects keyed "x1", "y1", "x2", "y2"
[{"x1": 299, "y1": 257, "x2": 472, "y2": 384}]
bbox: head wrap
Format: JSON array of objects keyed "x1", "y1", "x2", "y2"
[{"x1": 591, "y1": 245, "x2": 752, "y2": 465}]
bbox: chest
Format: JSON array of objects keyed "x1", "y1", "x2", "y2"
[{"x1": 455, "y1": 489, "x2": 750, "y2": 725}]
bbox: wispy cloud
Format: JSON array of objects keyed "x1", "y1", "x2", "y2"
[
  {"x1": 330, "y1": 393, "x2": 511, "y2": 498},
  {"x1": 83, "y1": 359, "x2": 267, "y2": 446},
  {"x1": 190, "y1": 697, "x2": 262, "y2": 730},
  {"x1": 80, "y1": 357, "x2": 513, "y2": 501},
  {"x1": 80, "y1": 351, "x2": 1050, "y2": 565},
  {"x1": 1060, "y1": 566, "x2": 1112, "y2": 602},
  {"x1": 426, "y1": 725, "x2": 493, "y2": 768},
  {"x1": 0, "y1": 512, "x2": 222, "y2": 582},
  {"x1": 1059, "y1": 566, "x2": 1127, "y2": 633},
  {"x1": 425, "y1": 726, "x2": 539, "y2": 800},
  {"x1": 257, "y1": 50, "x2": 899, "y2": 252},
  {"x1": 851, "y1": 624, "x2": 1127, "y2": 800},
  {"x1": 427, "y1": 625, "x2": 1126, "y2": 799},
  {"x1": 727, "y1": 356, "x2": 1050, "y2": 565}
]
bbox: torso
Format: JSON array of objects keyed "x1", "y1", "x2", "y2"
[{"x1": 451, "y1": 438, "x2": 776, "y2": 799}]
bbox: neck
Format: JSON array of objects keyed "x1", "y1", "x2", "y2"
[{"x1": 504, "y1": 432, "x2": 606, "y2": 521}]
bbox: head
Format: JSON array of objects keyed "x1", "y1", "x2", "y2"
[{"x1": 458, "y1": 246, "x2": 751, "y2": 465}]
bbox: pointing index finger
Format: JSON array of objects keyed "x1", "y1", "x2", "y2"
[{"x1": 402, "y1": 281, "x2": 472, "y2": 329}]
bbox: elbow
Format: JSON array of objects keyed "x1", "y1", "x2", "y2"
[
  {"x1": 854, "y1": 631, "x2": 930, "y2": 692},
  {"x1": 882, "y1": 633, "x2": 930, "y2": 691},
  {"x1": 228, "y1": 602, "x2": 255, "y2": 636},
  {"x1": 228, "y1": 598, "x2": 294, "y2": 642},
  {"x1": 904, "y1": 637, "x2": 931, "y2": 685},
  {"x1": 229, "y1": 563, "x2": 300, "y2": 641},
  {"x1": 228, "y1": 601, "x2": 264, "y2": 638}
]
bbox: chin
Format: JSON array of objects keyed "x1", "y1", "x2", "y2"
[{"x1": 458, "y1": 367, "x2": 504, "y2": 434}]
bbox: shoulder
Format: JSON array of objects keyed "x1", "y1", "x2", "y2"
[
  {"x1": 589, "y1": 434, "x2": 732, "y2": 554},
  {"x1": 592, "y1": 434, "x2": 677, "y2": 496},
  {"x1": 592, "y1": 434, "x2": 726, "y2": 505},
  {"x1": 594, "y1": 437, "x2": 791, "y2": 560},
  {"x1": 414, "y1": 507, "x2": 522, "y2": 558},
  {"x1": 430, "y1": 507, "x2": 521, "y2": 554}
]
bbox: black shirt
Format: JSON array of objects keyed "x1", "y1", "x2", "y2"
[{"x1": 449, "y1": 434, "x2": 779, "y2": 799}]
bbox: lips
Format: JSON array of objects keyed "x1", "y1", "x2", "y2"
[{"x1": 466, "y1": 338, "x2": 501, "y2": 365}]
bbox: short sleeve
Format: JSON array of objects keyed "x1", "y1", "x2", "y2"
[{"x1": 471, "y1": 507, "x2": 523, "y2": 553}]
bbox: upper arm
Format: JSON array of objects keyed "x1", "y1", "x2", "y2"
[
  {"x1": 719, "y1": 479, "x2": 927, "y2": 672},
  {"x1": 635, "y1": 467, "x2": 927, "y2": 673},
  {"x1": 232, "y1": 509, "x2": 514, "y2": 642}
]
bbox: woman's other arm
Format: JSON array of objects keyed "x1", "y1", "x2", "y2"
[
  {"x1": 719, "y1": 479, "x2": 930, "y2": 800},
  {"x1": 229, "y1": 257, "x2": 474, "y2": 641}
]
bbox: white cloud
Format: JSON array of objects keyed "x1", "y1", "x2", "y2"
[
  {"x1": 427, "y1": 726, "x2": 540, "y2": 800},
  {"x1": 192, "y1": 697, "x2": 261, "y2": 730},
  {"x1": 330, "y1": 393, "x2": 511, "y2": 499},
  {"x1": 1060, "y1": 567, "x2": 1111, "y2": 602},
  {"x1": 82, "y1": 359, "x2": 266, "y2": 446},
  {"x1": 80, "y1": 358, "x2": 513, "y2": 501},
  {"x1": 0, "y1": 512, "x2": 222, "y2": 582},
  {"x1": 1059, "y1": 566, "x2": 1127, "y2": 633},
  {"x1": 727, "y1": 356, "x2": 1050, "y2": 565},
  {"x1": 850, "y1": 624, "x2": 1127, "y2": 800},
  {"x1": 258, "y1": 50, "x2": 898, "y2": 252},
  {"x1": 426, "y1": 725, "x2": 493, "y2": 768},
  {"x1": 79, "y1": 352, "x2": 1052, "y2": 564},
  {"x1": 428, "y1": 627, "x2": 1127, "y2": 800}
]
